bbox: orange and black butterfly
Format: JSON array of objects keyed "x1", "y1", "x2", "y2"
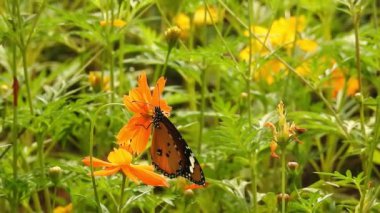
[{"x1": 151, "y1": 106, "x2": 206, "y2": 186}]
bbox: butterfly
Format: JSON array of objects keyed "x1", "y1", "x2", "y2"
[{"x1": 150, "y1": 106, "x2": 206, "y2": 186}]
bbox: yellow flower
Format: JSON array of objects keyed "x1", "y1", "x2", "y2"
[
  {"x1": 243, "y1": 25, "x2": 269, "y2": 38},
  {"x1": 100, "y1": 19, "x2": 126, "y2": 28},
  {"x1": 296, "y1": 39, "x2": 318, "y2": 53},
  {"x1": 193, "y1": 6, "x2": 220, "y2": 26},
  {"x1": 295, "y1": 62, "x2": 311, "y2": 76},
  {"x1": 239, "y1": 41, "x2": 270, "y2": 61},
  {"x1": 173, "y1": 13, "x2": 191, "y2": 39},
  {"x1": 88, "y1": 71, "x2": 110, "y2": 92},
  {"x1": 53, "y1": 203, "x2": 72, "y2": 213},
  {"x1": 271, "y1": 16, "x2": 306, "y2": 48}
]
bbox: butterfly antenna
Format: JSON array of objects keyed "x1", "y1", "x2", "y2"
[
  {"x1": 157, "y1": 82, "x2": 161, "y2": 109},
  {"x1": 129, "y1": 100, "x2": 154, "y2": 108}
]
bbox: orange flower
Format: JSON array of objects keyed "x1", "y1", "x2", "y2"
[
  {"x1": 117, "y1": 72, "x2": 171, "y2": 154},
  {"x1": 330, "y1": 68, "x2": 359, "y2": 98},
  {"x1": 88, "y1": 71, "x2": 110, "y2": 92},
  {"x1": 82, "y1": 148, "x2": 168, "y2": 187},
  {"x1": 265, "y1": 102, "x2": 304, "y2": 159}
]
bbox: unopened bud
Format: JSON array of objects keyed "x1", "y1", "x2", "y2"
[
  {"x1": 164, "y1": 26, "x2": 181, "y2": 48},
  {"x1": 354, "y1": 92, "x2": 363, "y2": 103},
  {"x1": 49, "y1": 166, "x2": 62, "y2": 185},
  {"x1": 277, "y1": 193, "x2": 290, "y2": 203},
  {"x1": 288, "y1": 161, "x2": 299, "y2": 170}
]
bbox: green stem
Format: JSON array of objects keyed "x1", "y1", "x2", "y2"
[
  {"x1": 89, "y1": 103, "x2": 124, "y2": 212},
  {"x1": 360, "y1": 99, "x2": 380, "y2": 212},
  {"x1": 118, "y1": 174, "x2": 127, "y2": 213},
  {"x1": 109, "y1": 47, "x2": 115, "y2": 103},
  {"x1": 247, "y1": 0, "x2": 257, "y2": 211},
  {"x1": 52, "y1": 186, "x2": 58, "y2": 211},
  {"x1": 351, "y1": 3, "x2": 367, "y2": 212},
  {"x1": 37, "y1": 135, "x2": 51, "y2": 212},
  {"x1": 352, "y1": 3, "x2": 365, "y2": 137},
  {"x1": 160, "y1": 46, "x2": 172, "y2": 77},
  {"x1": 15, "y1": 0, "x2": 34, "y2": 115},
  {"x1": 197, "y1": 66, "x2": 206, "y2": 153},
  {"x1": 186, "y1": 79, "x2": 197, "y2": 111},
  {"x1": 247, "y1": 0, "x2": 254, "y2": 125},
  {"x1": 250, "y1": 151, "x2": 258, "y2": 212},
  {"x1": 281, "y1": 150, "x2": 286, "y2": 213},
  {"x1": 11, "y1": 25, "x2": 19, "y2": 213}
]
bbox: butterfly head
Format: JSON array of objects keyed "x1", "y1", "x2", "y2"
[{"x1": 153, "y1": 106, "x2": 164, "y2": 128}]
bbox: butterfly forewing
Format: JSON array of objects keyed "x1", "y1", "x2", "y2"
[
  {"x1": 151, "y1": 107, "x2": 205, "y2": 185},
  {"x1": 151, "y1": 121, "x2": 186, "y2": 177}
]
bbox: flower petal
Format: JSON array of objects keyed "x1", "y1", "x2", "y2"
[
  {"x1": 117, "y1": 115, "x2": 152, "y2": 154},
  {"x1": 107, "y1": 148, "x2": 132, "y2": 165},
  {"x1": 92, "y1": 167, "x2": 120, "y2": 176},
  {"x1": 121, "y1": 167, "x2": 140, "y2": 184},
  {"x1": 151, "y1": 77, "x2": 171, "y2": 114},
  {"x1": 82, "y1": 157, "x2": 115, "y2": 167},
  {"x1": 270, "y1": 141, "x2": 279, "y2": 159},
  {"x1": 129, "y1": 164, "x2": 169, "y2": 187}
]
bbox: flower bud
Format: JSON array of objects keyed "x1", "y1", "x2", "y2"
[
  {"x1": 164, "y1": 26, "x2": 182, "y2": 48},
  {"x1": 287, "y1": 161, "x2": 299, "y2": 170},
  {"x1": 184, "y1": 189, "x2": 194, "y2": 197},
  {"x1": 240, "y1": 92, "x2": 248, "y2": 98},
  {"x1": 354, "y1": 92, "x2": 363, "y2": 103},
  {"x1": 277, "y1": 193, "x2": 290, "y2": 203},
  {"x1": 49, "y1": 166, "x2": 62, "y2": 185}
]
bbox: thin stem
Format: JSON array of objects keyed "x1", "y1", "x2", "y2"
[
  {"x1": 13, "y1": 0, "x2": 34, "y2": 115},
  {"x1": 281, "y1": 150, "x2": 286, "y2": 213},
  {"x1": 250, "y1": 151, "x2": 258, "y2": 212},
  {"x1": 11, "y1": 24, "x2": 19, "y2": 213},
  {"x1": 350, "y1": 2, "x2": 367, "y2": 211},
  {"x1": 247, "y1": 0, "x2": 254, "y2": 125},
  {"x1": 52, "y1": 186, "x2": 58, "y2": 211},
  {"x1": 37, "y1": 135, "x2": 51, "y2": 212},
  {"x1": 197, "y1": 65, "x2": 206, "y2": 154},
  {"x1": 197, "y1": 1, "x2": 211, "y2": 154},
  {"x1": 160, "y1": 46, "x2": 173, "y2": 77},
  {"x1": 109, "y1": 47, "x2": 115, "y2": 103},
  {"x1": 89, "y1": 103, "x2": 124, "y2": 212},
  {"x1": 352, "y1": 2, "x2": 365, "y2": 137},
  {"x1": 247, "y1": 0, "x2": 257, "y2": 211},
  {"x1": 118, "y1": 174, "x2": 127, "y2": 213}
]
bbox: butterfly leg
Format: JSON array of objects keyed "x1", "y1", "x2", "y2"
[{"x1": 135, "y1": 122, "x2": 153, "y2": 129}]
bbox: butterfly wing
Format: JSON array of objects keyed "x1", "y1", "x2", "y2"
[{"x1": 151, "y1": 114, "x2": 205, "y2": 185}]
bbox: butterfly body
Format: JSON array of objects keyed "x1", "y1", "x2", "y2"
[{"x1": 151, "y1": 107, "x2": 205, "y2": 185}]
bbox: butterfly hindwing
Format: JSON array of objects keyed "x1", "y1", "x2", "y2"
[{"x1": 151, "y1": 107, "x2": 205, "y2": 185}]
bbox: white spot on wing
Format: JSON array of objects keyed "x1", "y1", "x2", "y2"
[{"x1": 189, "y1": 153, "x2": 195, "y2": 173}]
